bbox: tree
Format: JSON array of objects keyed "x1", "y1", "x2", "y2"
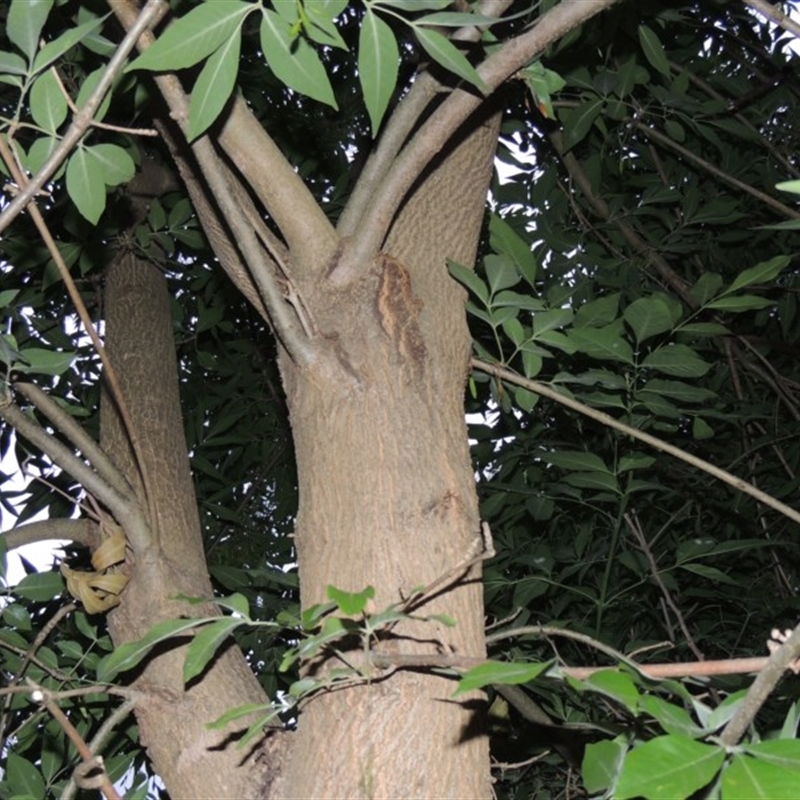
[{"x1": 1, "y1": 1, "x2": 800, "y2": 799}]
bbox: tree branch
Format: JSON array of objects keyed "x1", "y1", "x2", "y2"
[
  {"x1": 13, "y1": 382, "x2": 133, "y2": 501},
  {"x1": 0, "y1": 0, "x2": 168, "y2": 235},
  {"x1": 339, "y1": 0, "x2": 514, "y2": 237},
  {"x1": 0, "y1": 401, "x2": 151, "y2": 553},
  {"x1": 1, "y1": 519, "x2": 99, "y2": 552},
  {"x1": 742, "y1": 0, "x2": 800, "y2": 39},
  {"x1": 471, "y1": 358, "x2": 800, "y2": 527},
  {"x1": 720, "y1": 622, "x2": 800, "y2": 746},
  {"x1": 635, "y1": 121, "x2": 800, "y2": 220},
  {"x1": 107, "y1": 0, "x2": 319, "y2": 365},
  {"x1": 339, "y1": 0, "x2": 621, "y2": 277},
  {"x1": 107, "y1": 0, "x2": 338, "y2": 273}
]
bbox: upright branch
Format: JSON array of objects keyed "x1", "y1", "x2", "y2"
[{"x1": 337, "y1": 0, "x2": 622, "y2": 278}]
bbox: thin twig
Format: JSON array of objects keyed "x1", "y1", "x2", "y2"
[
  {"x1": 401, "y1": 522, "x2": 495, "y2": 613},
  {"x1": 0, "y1": 0, "x2": 167, "y2": 233},
  {"x1": 0, "y1": 142, "x2": 154, "y2": 549},
  {"x1": 624, "y1": 512, "x2": 704, "y2": 661},
  {"x1": 720, "y1": 622, "x2": 800, "y2": 746},
  {"x1": 26, "y1": 680, "x2": 121, "y2": 800},
  {"x1": 13, "y1": 382, "x2": 133, "y2": 500},
  {"x1": 61, "y1": 699, "x2": 138, "y2": 800},
  {"x1": 471, "y1": 358, "x2": 800, "y2": 526},
  {"x1": 742, "y1": 0, "x2": 800, "y2": 39}
]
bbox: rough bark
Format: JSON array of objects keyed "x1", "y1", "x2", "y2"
[
  {"x1": 277, "y1": 109, "x2": 500, "y2": 800},
  {"x1": 100, "y1": 250, "x2": 277, "y2": 798}
]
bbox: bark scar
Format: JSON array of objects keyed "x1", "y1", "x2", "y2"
[{"x1": 375, "y1": 254, "x2": 427, "y2": 378}]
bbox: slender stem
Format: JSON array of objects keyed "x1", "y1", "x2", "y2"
[
  {"x1": 471, "y1": 358, "x2": 800, "y2": 526},
  {"x1": 0, "y1": 0, "x2": 167, "y2": 234},
  {"x1": 13, "y1": 382, "x2": 133, "y2": 500}
]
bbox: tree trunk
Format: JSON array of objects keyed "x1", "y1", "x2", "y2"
[
  {"x1": 101, "y1": 250, "x2": 276, "y2": 798},
  {"x1": 278, "y1": 111, "x2": 499, "y2": 799}
]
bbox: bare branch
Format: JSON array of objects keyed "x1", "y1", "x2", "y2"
[
  {"x1": 218, "y1": 98, "x2": 340, "y2": 271},
  {"x1": 0, "y1": 0, "x2": 168, "y2": 234},
  {"x1": 108, "y1": 0, "x2": 338, "y2": 273},
  {"x1": 1, "y1": 519, "x2": 99, "y2": 552},
  {"x1": 340, "y1": 0, "x2": 514, "y2": 236},
  {"x1": 635, "y1": 121, "x2": 800, "y2": 219},
  {"x1": 340, "y1": 0, "x2": 622, "y2": 276},
  {"x1": 0, "y1": 401, "x2": 151, "y2": 552},
  {"x1": 155, "y1": 120, "x2": 270, "y2": 322},
  {"x1": 471, "y1": 358, "x2": 800, "y2": 527},
  {"x1": 13, "y1": 382, "x2": 133, "y2": 500},
  {"x1": 107, "y1": 1, "x2": 319, "y2": 365},
  {"x1": 742, "y1": 0, "x2": 800, "y2": 39},
  {"x1": 720, "y1": 622, "x2": 800, "y2": 746}
]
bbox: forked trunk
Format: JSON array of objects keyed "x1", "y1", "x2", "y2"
[{"x1": 278, "y1": 112, "x2": 499, "y2": 799}]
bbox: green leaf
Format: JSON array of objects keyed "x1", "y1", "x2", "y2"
[
  {"x1": 485, "y1": 255, "x2": 520, "y2": 294},
  {"x1": 584, "y1": 670, "x2": 640, "y2": 712},
  {"x1": 66, "y1": 148, "x2": 106, "y2": 224},
  {"x1": 691, "y1": 273, "x2": 724, "y2": 305},
  {"x1": 188, "y1": 30, "x2": 241, "y2": 140},
  {"x1": 563, "y1": 471, "x2": 620, "y2": 493},
  {"x1": 637, "y1": 379, "x2": 716, "y2": 404},
  {"x1": 29, "y1": 70, "x2": 67, "y2": 132},
  {"x1": 582, "y1": 738, "x2": 627, "y2": 794},
  {"x1": 722, "y1": 753, "x2": 800, "y2": 799},
  {"x1": 216, "y1": 592, "x2": 251, "y2": 617},
  {"x1": 416, "y1": 11, "x2": 500, "y2": 27},
  {"x1": 569, "y1": 323, "x2": 634, "y2": 364},
  {"x1": 304, "y1": 1, "x2": 348, "y2": 49},
  {"x1": 184, "y1": 618, "x2": 242, "y2": 683},
  {"x1": 679, "y1": 563, "x2": 739, "y2": 586},
  {"x1": 377, "y1": 1, "x2": 452, "y2": 12},
  {"x1": 449, "y1": 260, "x2": 489, "y2": 304},
  {"x1": 638, "y1": 25, "x2": 671, "y2": 77},
  {"x1": 453, "y1": 660, "x2": 550, "y2": 696},
  {"x1": 692, "y1": 417, "x2": 714, "y2": 439},
  {"x1": 98, "y1": 618, "x2": 206, "y2": 681},
  {"x1": 618, "y1": 454, "x2": 656, "y2": 472},
  {"x1": 15, "y1": 348, "x2": 74, "y2": 376},
  {"x1": 541, "y1": 451, "x2": 611, "y2": 473},
  {"x1": 776, "y1": 179, "x2": 800, "y2": 195},
  {"x1": 260, "y1": 10, "x2": 337, "y2": 108},
  {"x1": 639, "y1": 695, "x2": 705, "y2": 737},
  {"x1": 615, "y1": 735, "x2": 724, "y2": 800},
  {"x1": 706, "y1": 295, "x2": 775, "y2": 312},
  {"x1": 32, "y1": 15, "x2": 106, "y2": 73},
  {"x1": 359, "y1": 10, "x2": 399, "y2": 136},
  {"x1": 7, "y1": 0, "x2": 54, "y2": 62},
  {"x1": 413, "y1": 27, "x2": 488, "y2": 93},
  {"x1": 533, "y1": 309, "x2": 573, "y2": 336},
  {"x1": 489, "y1": 214, "x2": 537, "y2": 285},
  {"x1": 26, "y1": 135, "x2": 59, "y2": 174},
  {"x1": 85, "y1": 144, "x2": 136, "y2": 187},
  {"x1": 129, "y1": 2, "x2": 252, "y2": 72},
  {"x1": 4, "y1": 753, "x2": 47, "y2": 800},
  {"x1": 560, "y1": 98, "x2": 604, "y2": 151},
  {"x1": 641, "y1": 345, "x2": 710, "y2": 378},
  {"x1": 0, "y1": 49, "x2": 28, "y2": 76},
  {"x1": 727, "y1": 255, "x2": 790, "y2": 293},
  {"x1": 573, "y1": 294, "x2": 620, "y2": 328},
  {"x1": 624, "y1": 296, "x2": 674, "y2": 343},
  {"x1": 208, "y1": 701, "x2": 275, "y2": 730},
  {"x1": 326, "y1": 584, "x2": 374, "y2": 616},
  {"x1": 744, "y1": 740, "x2": 800, "y2": 771},
  {"x1": 13, "y1": 571, "x2": 64, "y2": 601}
]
